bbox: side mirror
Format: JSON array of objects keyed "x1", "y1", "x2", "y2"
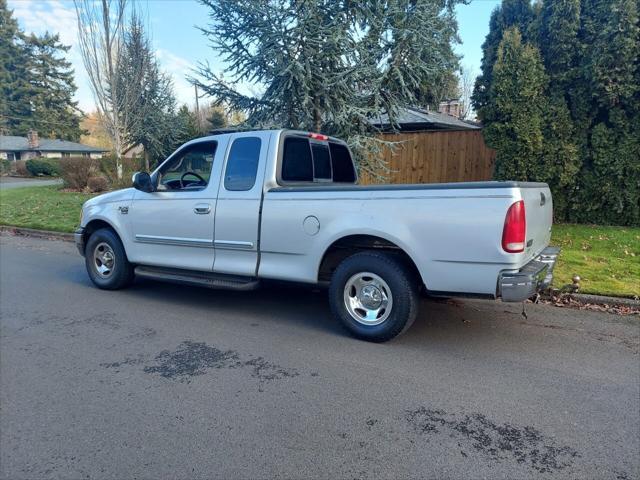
[{"x1": 132, "y1": 171, "x2": 154, "y2": 193}]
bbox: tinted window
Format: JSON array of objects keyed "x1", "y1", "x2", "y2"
[
  {"x1": 224, "y1": 137, "x2": 262, "y2": 191},
  {"x1": 282, "y1": 137, "x2": 313, "y2": 181},
  {"x1": 157, "y1": 141, "x2": 216, "y2": 191},
  {"x1": 329, "y1": 143, "x2": 356, "y2": 182},
  {"x1": 311, "y1": 143, "x2": 332, "y2": 180}
]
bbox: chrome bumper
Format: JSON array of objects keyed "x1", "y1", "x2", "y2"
[
  {"x1": 499, "y1": 246, "x2": 560, "y2": 302},
  {"x1": 74, "y1": 227, "x2": 86, "y2": 256}
]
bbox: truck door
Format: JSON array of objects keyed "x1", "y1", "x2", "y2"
[
  {"x1": 213, "y1": 132, "x2": 271, "y2": 277},
  {"x1": 127, "y1": 139, "x2": 225, "y2": 271}
]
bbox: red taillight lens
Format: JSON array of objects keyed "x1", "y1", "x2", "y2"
[
  {"x1": 308, "y1": 132, "x2": 328, "y2": 141},
  {"x1": 502, "y1": 200, "x2": 526, "y2": 253}
]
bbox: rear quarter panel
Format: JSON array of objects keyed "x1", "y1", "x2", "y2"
[{"x1": 259, "y1": 187, "x2": 534, "y2": 296}]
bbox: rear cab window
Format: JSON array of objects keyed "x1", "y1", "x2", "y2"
[
  {"x1": 224, "y1": 136, "x2": 262, "y2": 191},
  {"x1": 280, "y1": 134, "x2": 356, "y2": 184}
]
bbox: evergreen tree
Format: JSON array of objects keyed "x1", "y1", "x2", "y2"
[
  {"x1": 0, "y1": 1, "x2": 81, "y2": 139},
  {"x1": 118, "y1": 15, "x2": 178, "y2": 169},
  {"x1": 476, "y1": 0, "x2": 640, "y2": 225},
  {"x1": 472, "y1": 0, "x2": 535, "y2": 120},
  {"x1": 571, "y1": 0, "x2": 640, "y2": 225},
  {"x1": 0, "y1": 0, "x2": 32, "y2": 134},
  {"x1": 25, "y1": 32, "x2": 83, "y2": 141},
  {"x1": 172, "y1": 105, "x2": 201, "y2": 150},
  {"x1": 207, "y1": 109, "x2": 227, "y2": 130},
  {"x1": 192, "y1": 0, "x2": 463, "y2": 176},
  {"x1": 483, "y1": 28, "x2": 547, "y2": 182}
]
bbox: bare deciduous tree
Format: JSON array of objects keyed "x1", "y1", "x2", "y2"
[
  {"x1": 458, "y1": 65, "x2": 476, "y2": 120},
  {"x1": 74, "y1": 0, "x2": 142, "y2": 178}
]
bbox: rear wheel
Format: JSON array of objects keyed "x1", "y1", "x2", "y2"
[
  {"x1": 329, "y1": 251, "x2": 419, "y2": 342},
  {"x1": 85, "y1": 228, "x2": 134, "y2": 290}
]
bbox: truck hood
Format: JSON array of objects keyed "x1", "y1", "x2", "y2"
[{"x1": 84, "y1": 188, "x2": 135, "y2": 208}]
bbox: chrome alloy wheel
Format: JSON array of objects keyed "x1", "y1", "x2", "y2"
[
  {"x1": 343, "y1": 272, "x2": 393, "y2": 325},
  {"x1": 93, "y1": 242, "x2": 115, "y2": 278}
]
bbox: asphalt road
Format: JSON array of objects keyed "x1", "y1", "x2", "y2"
[
  {"x1": 0, "y1": 177, "x2": 62, "y2": 189},
  {"x1": 1, "y1": 234, "x2": 638, "y2": 479}
]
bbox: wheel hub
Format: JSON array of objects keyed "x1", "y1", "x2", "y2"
[
  {"x1": 93, "y1": 242, "x2": 115, "y2": 278},
  {"x1": 343, "y1": 272, "x2": 393, "y2": 326}
]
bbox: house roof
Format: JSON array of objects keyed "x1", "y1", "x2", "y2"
[
  {"x1": 0, "y1": 135, "x2": 108, "y2": 153},
  {"x1": 369, "y1": 106, "x2": 480, "y2": 132}
]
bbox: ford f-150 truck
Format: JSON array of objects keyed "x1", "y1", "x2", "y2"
[{"x1": 76, "y1": 129, "x2": 559, "y2": 342}]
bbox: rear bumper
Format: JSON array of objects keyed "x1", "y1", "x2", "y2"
[
  {"x1": 498, "y1": 246, "x2": 560, "y2": 302},
  {"x1": 74, "y1": 227, "x2": 86, "y2": 256}
]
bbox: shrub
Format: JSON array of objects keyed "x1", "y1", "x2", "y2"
[
  {"x1": 59, "y1": 156, "x2": 99, "y2": 190},
  {"x1": 26, "y1": 159, "x2": 61, "y2": 176},
  {"x1": 87, "y1": 175, "x2": 108, "y2": 192},
  {"x1": 0, "y1": 159, "x2": 10, "y2": 175},
  {"x1": 99, "y1": 154, "x2": 144, "y2": 190},
  {"x1": 14, "y1": 160, "x2": 29, "y2": 176}
]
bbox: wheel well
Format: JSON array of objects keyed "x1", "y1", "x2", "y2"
[
  {"x1": 82, "y1": 220, "x2": 117, "y2": 253},
  {"x1": 318, "y1": 235, "x2": 422, "y2": 285}
]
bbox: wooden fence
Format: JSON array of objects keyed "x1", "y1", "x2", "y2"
[{"x1": 360, "y1": 130, "x2": 496, "y2": 184}]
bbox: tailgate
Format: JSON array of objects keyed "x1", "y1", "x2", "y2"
[{"x1": 520, "y1": 185, "x2": 553, "y2": 260}]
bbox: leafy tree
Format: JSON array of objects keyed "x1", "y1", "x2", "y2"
[{"x1": 192, "y1": 0, "x2": 463, "y2": 177}]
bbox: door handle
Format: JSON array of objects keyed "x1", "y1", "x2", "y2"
[{"x1": 194, "y1": 204, "x2": 211, "y2": 214}]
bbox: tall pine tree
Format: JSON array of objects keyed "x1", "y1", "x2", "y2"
[
  {"x1": 25, "y1": 32, "x2": 83, "y2": 141},
  {"x1": 472, "y1": 0, "x2": 536, "y2": 120},
  {"x1": 0, "y1": 0, "x2": 82, "y2": 139},
  {"x1": 118, "y1": 15, "x2": 178, "y2": 169},
  {"x1": 483, "y1": 27, "x2": 547, "y2": 182}
]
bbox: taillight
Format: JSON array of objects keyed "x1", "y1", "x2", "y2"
[
  {"x1": 502, "y1": 200, "x2": 526, "y2": 253},
  {"x1": 308, "y1": 132, "x2": 328, "y2": 141}
]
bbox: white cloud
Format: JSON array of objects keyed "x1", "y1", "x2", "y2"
[{"x1": 155, "y1": 48, "x2": 196, "y2": 108}]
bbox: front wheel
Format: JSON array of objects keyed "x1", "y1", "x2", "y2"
[
  {"x1": 85, "y1": 228, "x2": 134, "y2": 290},
  {"x1": 328, "y1": 251, "x2": 419, "y2": 342}
]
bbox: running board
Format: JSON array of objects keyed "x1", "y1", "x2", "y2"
[{"x1": 134, "y1": 266, "x2": 260, "y2": 291}]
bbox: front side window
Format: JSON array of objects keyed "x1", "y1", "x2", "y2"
[
  {"x1": 224, "y1": 137, "x2": 262, "y2": 191},
  {"x1": 156, "y1": 141, "x2": 216, "y2": 191}
]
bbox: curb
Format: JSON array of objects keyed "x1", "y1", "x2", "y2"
[
  {"x1": 0, "y1": 225, "x2": 74, "y2": 242},
  {"x1": 567, "y1": 293, "x2": 639, "y2": 308}
]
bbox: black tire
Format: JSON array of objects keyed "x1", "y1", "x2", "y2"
[
  {"x1": 85, "y1": 228, "x2": 134, "y2": 290},
  {"x1": 328, "y1": 251, "x2": 419, "y2": 342}
]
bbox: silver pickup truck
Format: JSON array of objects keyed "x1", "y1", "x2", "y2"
[{"x1": 76, "y1": 129, "x2": 559, "y2": 342}]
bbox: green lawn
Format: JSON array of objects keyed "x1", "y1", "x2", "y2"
[
  {"x1": 1, "y1": 186, "x2": 638, "y2": 297},
  {"x1": 551, "y1": 224, "x2": 639, "y2": 298},
  {"x1": 0, "y1": 186, "x2": 95, "y2": 233}
]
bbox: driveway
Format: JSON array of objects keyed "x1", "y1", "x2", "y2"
[
  {"x1": 0, "y1": 176, "x2": 62, "y2": 189},
  {"x1": 1, "y1": 234, "x2": 638, "y2": 479}
]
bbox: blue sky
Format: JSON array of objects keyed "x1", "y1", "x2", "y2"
[{"x1": 8, "y1": 0, "x2": 500, "y2": 112}]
